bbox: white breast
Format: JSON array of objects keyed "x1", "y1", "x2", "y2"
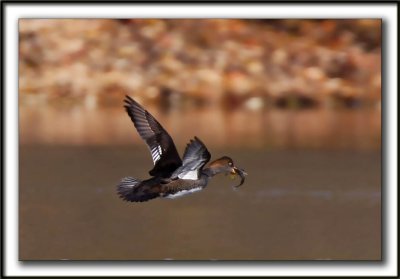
[{"x1": 165, "y1": 187, "x2": 203, "y2": 199}]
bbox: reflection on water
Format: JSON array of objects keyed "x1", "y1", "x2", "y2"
[
  {"x1": 19, "y1": 105, "x2": 381, "y2": 149},
  {"x1": 19, "y1": 146, "x2": 381, "y2": 260}
]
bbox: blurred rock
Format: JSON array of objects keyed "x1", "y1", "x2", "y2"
[{"x1": 19, "y1": 19, "x2": 381, "y2": 109}]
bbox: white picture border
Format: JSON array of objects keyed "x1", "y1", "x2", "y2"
[{"x1": 4, "y1": 2, "x2": 398, "y2": 277}]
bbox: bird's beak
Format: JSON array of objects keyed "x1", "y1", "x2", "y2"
[{"x1": 231, "y1": 167, "x2": 247, "y2": 188}]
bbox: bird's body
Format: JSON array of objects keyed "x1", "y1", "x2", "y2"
[
  {"x1": 118, "y1": 175, "x2": 209, "y2": 202},
  {"x1": 117, "y1": 96, "x2": 247, "y2": 202}
]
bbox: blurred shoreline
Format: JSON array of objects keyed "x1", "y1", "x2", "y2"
[
  {"x1": 19, "y1": 19, "x2": 381, "y2": 149},
  {"x1": 19, "y1": 19, "x2": 381, "y2": 109}
]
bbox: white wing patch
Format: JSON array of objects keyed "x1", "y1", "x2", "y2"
[
  {"x1": 165, "y1": 187, "x2": 202, "y2": 199},
  {"x1": 150, "y1": 145, "x2": 162, "y2": 164},
  {"x1": 178, "y1": 170, "x2": 199, "y2": 180}
]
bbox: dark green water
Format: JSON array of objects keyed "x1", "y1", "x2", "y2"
[{"x1": 19, "y1": 145, "x2": 381, "y2": 260}]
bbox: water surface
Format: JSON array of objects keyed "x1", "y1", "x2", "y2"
[{"x1": 19, "y1": 146, "x2": 381, "y2": 260}]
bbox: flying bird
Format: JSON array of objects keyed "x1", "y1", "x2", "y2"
[{"x1": 117, "y1": 95, "x2": 247, "y2": 202}]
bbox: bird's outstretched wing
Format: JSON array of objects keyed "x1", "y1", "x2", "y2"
[
  {"x1": 170, "y1": 137, "x2": 211, "y2": 180},
  {"x1": 124, "y1": 95, "x2": 182, "y2": 177}
]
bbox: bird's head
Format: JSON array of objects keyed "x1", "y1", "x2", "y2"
[{"x1": 208, "y1": 156, "x2": 247, "y2": 187}]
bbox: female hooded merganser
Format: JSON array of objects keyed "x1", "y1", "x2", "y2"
[{"x1": 117, "y1": 95, "x2": 247, "y2": 202}]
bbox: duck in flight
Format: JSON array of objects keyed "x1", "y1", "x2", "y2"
[{"x1": 117, "y1": 95, "x2": 247, "y2": 202}]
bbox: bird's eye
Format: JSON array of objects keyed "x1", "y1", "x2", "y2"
[{"x1": 229, "y1": 162, "x2": 233, "y2": 166}]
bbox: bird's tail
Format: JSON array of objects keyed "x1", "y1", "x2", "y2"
[
  {"x1": 116, "y1": 177, "x2": 159, "y2": 202},
  {"x1": 116, "y1": 177, "x2": 142, "y2": 202}
]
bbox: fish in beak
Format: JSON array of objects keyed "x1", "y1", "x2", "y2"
[{"x1": 230, "y1": 166, "x2": 248, "y2": 188}]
